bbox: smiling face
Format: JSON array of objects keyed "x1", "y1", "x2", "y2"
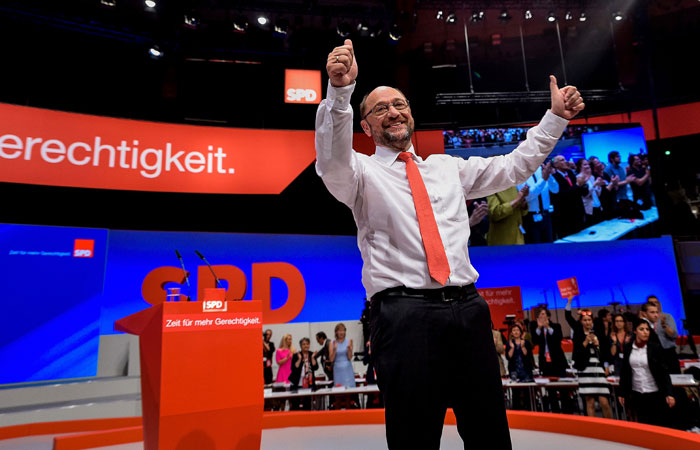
[
  {"x1": 360, "y1": 86, "x2": 414, "y2": 152},
  {"x1": 510, "y1": 326, "x2": 522, "y2": 339}
]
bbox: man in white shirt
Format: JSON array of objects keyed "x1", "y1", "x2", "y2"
[
  {"x1": 315, "y1": 39, "x2": 584, "y2": 450},
  {"x1": 517, "y1": 162, "x2": 559, "y2": 243}
]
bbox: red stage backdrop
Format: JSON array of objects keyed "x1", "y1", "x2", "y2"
[
  {"x1": 477, "y1": 286, "x2": 524, "y2": 330},
  {"x1": 0, "y1": 103, "x2": 316, "y2": 194}
]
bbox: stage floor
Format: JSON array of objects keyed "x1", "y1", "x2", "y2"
[{"x1": 0, "y1": 425, "x2": 646, "y2": 450}]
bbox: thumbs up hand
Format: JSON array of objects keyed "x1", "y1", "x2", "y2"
[{"x1": 549, "y1": 75, "x2": 585, "y2": 120}]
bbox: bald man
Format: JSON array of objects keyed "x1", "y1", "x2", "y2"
[{"x1": 315, "y1": 40, "x2": 584, "y2": 450}]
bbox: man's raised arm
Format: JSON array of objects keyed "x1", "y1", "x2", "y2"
[{"x1": 315, "y1": 40, "x2": 361, "y2": 207}]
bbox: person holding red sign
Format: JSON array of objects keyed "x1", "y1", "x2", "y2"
[{"x1": 316, "y1": 39, "x2": 584, "y2": 450}]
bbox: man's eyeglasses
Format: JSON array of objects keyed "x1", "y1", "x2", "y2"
[
  {"x1": 363, "y1": 99, "x2": 410, "y2": 120},
  {"x1": 580, "y1": 311, "x2": 592, "y2": 316}
]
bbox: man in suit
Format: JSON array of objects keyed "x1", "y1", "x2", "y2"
[
  {"x1": 531, "y1": 306, "x2": 567, "y2": 377},
  {"x1": 531, "y1": 306, "x2": 572, "y2": 413},
  {"x1": 550, "y1": 154, "x2": 588, "y2": 239}
]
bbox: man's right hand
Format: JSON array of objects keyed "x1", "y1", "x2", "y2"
[{"x1": 327, "y1": 39, "x2": 358, "y2": 87}]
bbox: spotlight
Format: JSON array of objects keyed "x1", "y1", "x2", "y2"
[
  {"x1": 233, "y1": 15, "x2": 248, "y2": 33},
  {"x1": 274, "y1": 18, "x2": 289, "y2": 35},
  {"x1": 470, "y1": 11, "x2": 483, "y2": 22},
  {"x1": 565, "y1": 11, "x2": 573, "y2": 20},
  {"x1": 184, "y1": 14, "x2": 199, "y2": 29},
  {"x1": 579, "y1": 12, "x2": 587, "y2": 22},
  {"x1": 337, "y1": 22, "x2": 351, "y2": 38},
  {"x1": 436, "y1": 10, "x2": 444, "y2": 20},
  {"x1": 499, "y1": 9, "x2": 511, "y2": 23},
  {"x1": 257, "y1": 15, "x2": 268, "y2": 26},
  {"x1": 148, "y1": 45, "x2": 163, "y2": 58},
  {"x1": 613, "y1": 11, "x2": 623, "y2": 21},
  {"x1": 356, "y1": 21, "x2": 370, "y2": 37},
  {"x1": 389, "y1": 23, "x2": 402, "y2": 41},
  {"x1": 524, "y1": 10, "x2": 533, "y2": 20},
  {"x1": 446, "y1": 12, "x2": 457, "y2": 23},
  {"x1": 547, "y1": 11, "x2": 556, "y2": 22},
  {"x1": 145, "y1": 0, "x2": 156, "y2": 8},
  {"x1": 100, "y1": 0, "x2": 116, "y2": 6}
]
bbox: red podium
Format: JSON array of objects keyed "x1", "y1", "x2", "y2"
[{"x1": 115, "y1": 300, "x2": 263, "y2": 450}]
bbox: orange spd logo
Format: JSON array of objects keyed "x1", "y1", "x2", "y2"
[
  {"x1": 284, "y1": 69, "x2": 321, "y2": 104},
  {"x1": 73, "y1": 239, "x2": 94, "y2": 258}
]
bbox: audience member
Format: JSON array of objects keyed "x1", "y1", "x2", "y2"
[
  {"x1": 627, "y1": 154, "x2": 653, "y2": 209},
  {"x1": 576, "y1": 158, "x2": 605, "y2": 226},
  {"x1": 604, "y1": 151, "x2": 635, "y2": 203},
  {"x1": 517, "y1": 162, "x2": 558, "y2": 243},
  {"x1": 551, "y1": 154, "x2": 588, "y2": 239},
  {"x1": 486, "y1": 185, "x2": 529, "y2": 245},
  {"x1": 493, "y1": 324, "x2": 507, "y2": 377},
  {"x1": 647, "y1": 295, "x2": 680, "y2": 373},
  {"x1": 263, "y1": 329, "x2": 275, "y2": 385},
  {"x1": 329, "y1": 323, "x2": 356, "y2": 388},
  {"x1": 531, "y1": 306, "x2": 568, "y2": 378},
  {"x1": 275, "y1": 333, "x2": 295, "y2": 383},
  {"x1": 610, "y1": 313, "x2": 633, "y2": 376},
  {"x1": 589, "y1": 156, "x2": 617, "y2": 219},
  {"x1": 313, "y1": 331, "x2": 333, "y2": 380},
  {"x1": 467, "y1": 199, "x2": 489, "y2": 246},
  {"x1": 619, "y1": 319, "x2": 676, "y2": 426},
  {"x1": 639, "y1": 302, "x2": 662, "y2": 346},
  {"x1": 289, "y1": 337, "x2": 319, "y2": 409},
  {"x1": 565, "y1": 299, "x2": 613, "y2": 418},
  {"x1": 506, "y1": 323, "x2": 534, "y2": 382},
  {"x1": 594, "y1": 308, "x2": 613, "y2": 368}
]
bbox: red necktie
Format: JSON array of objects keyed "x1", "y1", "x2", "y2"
[{"x1": 398, "y1": 152, "x2": 451, "y2": 285}]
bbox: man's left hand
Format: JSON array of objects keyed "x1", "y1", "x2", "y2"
[{"x1": 549, "y1": 75, "x2": 585, "y2": 120}]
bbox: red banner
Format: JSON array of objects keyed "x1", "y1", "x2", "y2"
[
  {"x1": 557, "y1": 277, "x2": 580, "y2": 299},
  {"x1": 478, "y1": 286, "x2": 523, "y2": 329},
  {"x1": 0, "y1": 102, "x2": 316, "y2": 194}
]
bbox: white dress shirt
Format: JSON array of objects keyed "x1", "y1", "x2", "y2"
[
  {"x1": 630, "y1": 343, "x2": 659, "y2": 394},
  {"x1": 315, "y1": 82, "x2": 568, "y2": 298},
  {"x1": 517, "y1": 165, "x2": 559, "y2": 214}
]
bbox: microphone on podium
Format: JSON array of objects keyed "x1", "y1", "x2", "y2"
[
  {"x1": 195, "y1": 250, "x2": 222, "y2": 289},
  {"x1": 174, "y1": 250, "x2": 192, "y2": 301}
]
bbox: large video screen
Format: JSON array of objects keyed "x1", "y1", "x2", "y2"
[{"x1": 444, "y1": 124, "x2": 657, "y2": 246}]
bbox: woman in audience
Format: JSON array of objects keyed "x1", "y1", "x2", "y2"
[
  {"x1": 329, "y1": 323, "x2": 356, "y2": 388},
  {"x1": 576, "y1": 158, "x2": 605, "y2": 226},
  {"x1": 275, "y1": 333, "x2": 295, "y2": 383},
  {"x1": 610, "y1": 313, "x2": 633, "y2": 376},
  {"x1": 565, "y1": 298, "x2": 613, "y2": 418},
  {"x1": 505, "y1": 323, "x2": 533, "y2": 382},
  {"x1": 493, "y1": 322, "x2": 507, "y2": 377},
  {"x1": 289, "y1": 337, "x2": 319, "y2": 409},
  {"x1": 619, "y1": 319, "x2": 675, "y2": 426}
]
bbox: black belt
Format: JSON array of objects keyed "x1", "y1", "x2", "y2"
[{"x1": 372, "y1": 284, "x2": 477, "y2": 302}]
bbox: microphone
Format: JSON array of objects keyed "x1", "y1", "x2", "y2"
[
  {"x1": 195, "y1": 250, "x2": 222, "y2": 288},
  {"x1": 174, "y1": 250, "x2": 191, "y2": 301}
]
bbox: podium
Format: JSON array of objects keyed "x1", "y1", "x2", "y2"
[{"x1": 115, "y1": 300, "x2": 263, "y2": 450}]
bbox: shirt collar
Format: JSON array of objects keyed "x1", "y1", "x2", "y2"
[{"x1": 373, "y1": 144, "x2": 419, "y2": 166}]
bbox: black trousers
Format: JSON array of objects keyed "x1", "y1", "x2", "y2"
[
  {"x1": 628, "y1": 390, "x2": 669, "y2": 427},
  {"x1": 370, "y1": 285, "x2": 511, "y2": 450}
]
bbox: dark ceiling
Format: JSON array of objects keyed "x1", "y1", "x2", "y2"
[{"x1": 1, "y1": 0, "x2": 699, "y2": 234}]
